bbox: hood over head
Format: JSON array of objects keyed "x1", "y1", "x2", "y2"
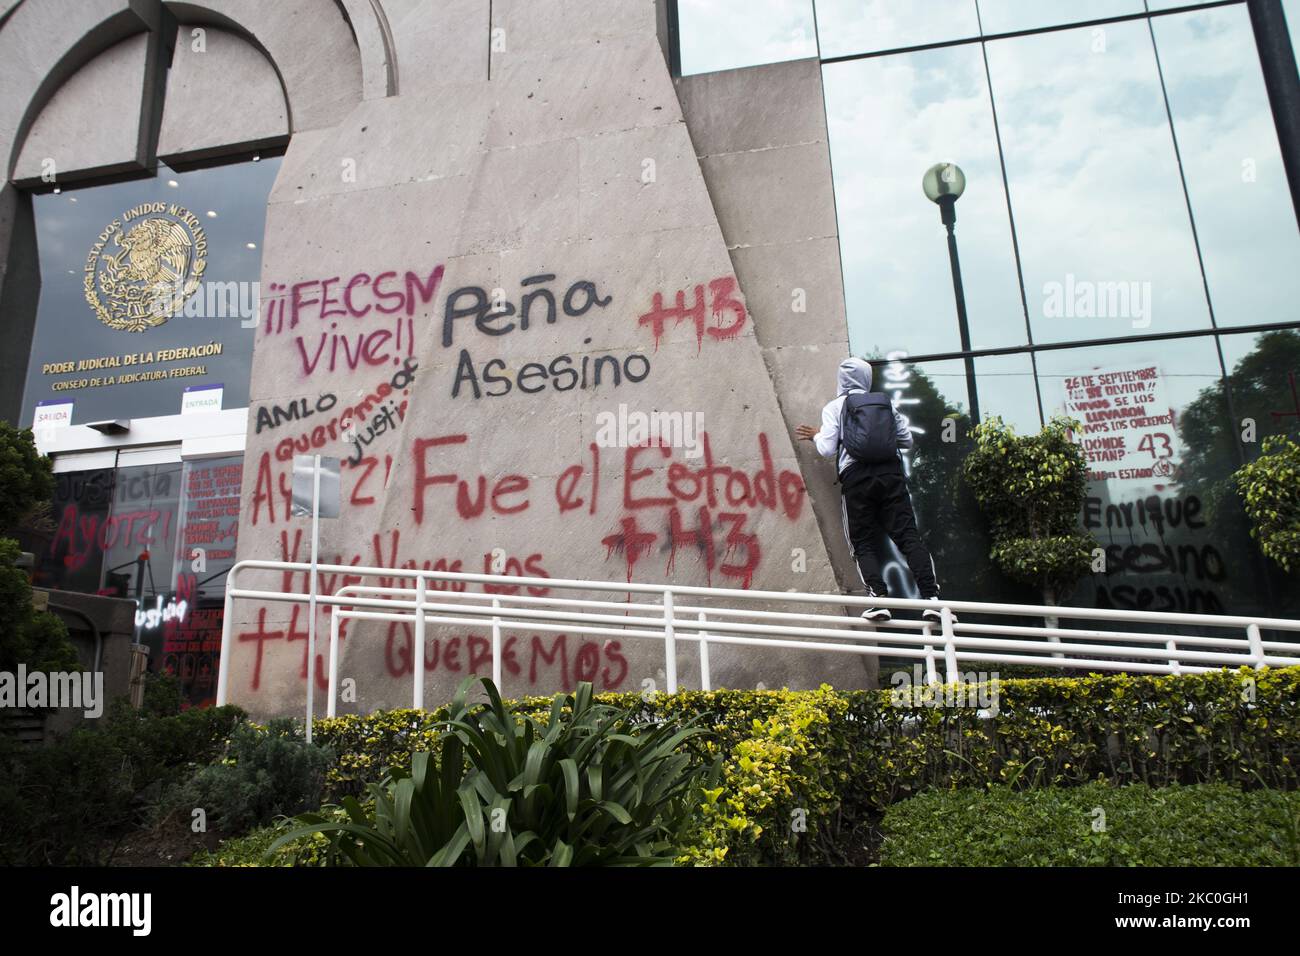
[{"x1": 837, "y1": 357, "x2": 873, "y2": 395}]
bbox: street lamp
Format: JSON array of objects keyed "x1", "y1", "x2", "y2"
[{"x1": 923, "y1": 161, "x2": 980, "y2": 425}]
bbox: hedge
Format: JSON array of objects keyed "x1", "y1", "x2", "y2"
[
  {"x1": 283, "y1": 667, "x2": 1299, "y2": 866},
  {"x1": 0, "y1": 703, "x2": 246, "y2": 865},
  {"x1": 879, "y1": 781, "x2": 1300, "y2": 866}
]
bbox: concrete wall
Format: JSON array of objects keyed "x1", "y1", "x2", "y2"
[
  {"x1": 676, "y1": 58, "x2": 859, "y2": 600},
  {"x1": 40, "y1": 589, "x2": 137, "y2": 739},
  {"x1": 0, "y1": 0, "x2": 871, "y2": 719}
]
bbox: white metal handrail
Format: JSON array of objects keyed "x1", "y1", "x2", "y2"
[{"x1": 216, "y1": 559, "x2": 1300, "y2": 734}]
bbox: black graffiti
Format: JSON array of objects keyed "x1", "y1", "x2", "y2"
[
  {"x1": 255, "y1": 392, "x2": 339, "y2": 434},
  {"x1": 55, "y1": 469, "x2": 114, "y2": 508},
  {"x1": 1083, "y1": 493, "x2": 1205, "y2": 535},
  {"x1": 115, "y1": 470, "x2": 173, "y2": 502},
  {"x1": 441, "y1": 275, "x2": 613, "y2": 347},
  {"x1": 451, "y1": 349, "x2": 651, "y2": 399},
  {"x1": 1102, "y1": 542, "x2": 1228, "y2": 583},
  {"x1": 346, "y1": 400, "x2": 405, "y2": 466},
  {"x1": 1095, "y1": 584, "x2": 1224, "y2": 615}
]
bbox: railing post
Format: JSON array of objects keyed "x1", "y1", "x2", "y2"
[
  {"x1": 941, "y1": 606, "x2": 958, "y2": 685},
  {"x1": 216, "y1": 564, "x2": 236, "y2": 707},
  {"x1": 697, "y1": 611, "x2": 711, "y2": 692},
  {"x1": 663, "y1": 590, "x2": 677, "y2": 694},
  {"x1": 1166, "y1": 638, "x2": 1181, "y2": 675},
  {"x1": 328, "y1": 606, "x2": 341, "y2": 718},
  {"x1": 491, "y1": 597, "x2": 503, "y2": 688},
  {"x1": 921, "y1": 623, "x2": 938, "y2": 686},
  {"x1": 306, "y1": 457, "x2": 321, "y2": 743},
  {"x1": 1247, "y1": 624, "x2": 1266, "y2": 669},
  {"x1": 414, "y1": 575, "x2": 426, "y2": 709}
]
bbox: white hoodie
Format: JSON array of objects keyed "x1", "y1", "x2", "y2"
[{"x1": 814, "y1": 357, "x2": 914, "y2": 474}]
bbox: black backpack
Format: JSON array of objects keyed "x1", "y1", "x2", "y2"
[{"x1": 839, "y1": 392, "x2": 898, "y2": 465}]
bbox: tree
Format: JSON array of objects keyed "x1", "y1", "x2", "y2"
[
  {"x1": 1234, "y1": 435, "x2": 1300, "y2": 574},
  {"x1": 0, "y1": 424, "x2": 77, "y2": 675},
  {"x1": 1176, "y1": 329, "x2": 1300, "y2": 614},
  {"x1": 961, "y1": 416, "x2": 1098, "y2": 615},
  {"x1": 0, "y1": 421, "x2": 54, "y2": 531}
]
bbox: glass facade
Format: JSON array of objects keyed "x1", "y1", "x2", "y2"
[
  {"x1": 681, "y1": 0, "x2": 1300, "y2": 621},
  {"x1": 22, "y1": 157, "x2": 279, "y2": 427},
  {"x1": 20, "y1": 157, "x2": 271, "y2": 706}
]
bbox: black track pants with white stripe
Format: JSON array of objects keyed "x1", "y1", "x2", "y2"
[{"x1": 839, "y1": 465, "x2": 939, "y2": 599}]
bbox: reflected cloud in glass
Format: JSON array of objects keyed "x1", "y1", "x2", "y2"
[
  {"x1": 678, "y1": 0, "x2": 816, "y2": 75},
  {"x1": 976, "y1": 0, "x2": 1144, "y2": 35},
  {"x1": 1151, "y1": 5, "x2": 1300, "y2": 328},
  {"x1": 986, "y1": 21, "x2": 1211, "y2": 343},
  {"x1": 815, "y1": 0, "x2": 979, "y2": 58},
  {"x1": 824, "y1": 45, "x2": 1025, "y2": 358}
]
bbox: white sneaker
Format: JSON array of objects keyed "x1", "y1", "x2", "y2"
[
  {"x1": 861, "y1": 606, "x2": 891, "y2": 622},
  {"x1": 921, "y1": 598, "x2": 956, "y2": 624}
]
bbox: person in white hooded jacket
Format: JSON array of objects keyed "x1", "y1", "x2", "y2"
[{"x1": 796, "y1": 357, "x2": 948, "y2": 623}]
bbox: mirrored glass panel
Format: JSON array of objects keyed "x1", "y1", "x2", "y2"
[
  {"x1": 1152, "y1": 5, "x2": 1300, "y2": 329},
  {"x1": 986, "y1": 21, "x2": 1212, "y2": 343},
  {"x1": 165, "y1": 454, "x2": 245, "y2": 707},
  {"x1": 1035, "y1": 336, "x2": 1284, "y2": 617},
  {"x1": 825, "y1": 45, "x2": 1026, "y2": 358},
  {"x1": 678, "y1": 0, "x2": 817, "y2": 75},
  {"x1": 21, "y1": 156, "x2": 280, "y2": 427},
  {"x1": 1218, "y1": 328, "x2": 1300, "y2": 446},
  {"x1": 815, "y1": 0, "x2": 980, "y2": 58},
  {"x1": 976, "y1": 0, "x2": 1145, "y2": 36}
]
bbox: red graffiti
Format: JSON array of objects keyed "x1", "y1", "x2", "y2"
[
  {"x1": 50, "y1": 504, "x2": 172, "y2": 571},
  {"x1": 383, "y1": 630, "x2": 628, "y2": 690},
  {"x1": 622, "y1": 432, "x2": 804, "y2": 520},
  {"x1": 412, "y1": 434, "x2": 533, "y2": 523},
  {"x1": 638, "y1": 276, "x2": 747, "y2": 351},
  {"x1": 262, "y1": 265, "x2": 444, "y2": 377}
]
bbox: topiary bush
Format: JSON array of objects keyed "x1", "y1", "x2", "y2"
[
  {"x1": 878, "y1": 781, "x2": 1300, "y2": 866},
  {"x1": 962, "y1": 415, "x2": 1098, "y2": 610}
]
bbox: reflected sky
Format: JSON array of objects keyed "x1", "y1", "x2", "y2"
[
  {"x1": 1151, "y1": 5, "x2": 1300, "y2": 328},
  {"x1": 976, "y1": 0, "x2": 1144, "y2": 35},
  {"x1": 697, "y1": 2, "x2": 1299, "y2": 363},
  {"x1": 815, "y1": 0, "x2": 979, "y2": 58},
  {"x1": 678, "y1": 0, "x2": 816, "y2": 74},
  {"x1": 986, "y1": 18, "x2": 1211, "y2": 343},
  {"x1": 824, "y1": 44, "x2": 1026, "y2": 356}
]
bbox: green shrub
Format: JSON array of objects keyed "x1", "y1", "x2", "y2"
[
  {"x1": 311, "y1": 708, "x2": 442, "y2": 802},
  {"x1": 142, "y1": 671, "x2": 184, "y2": 717},
  {"x1": 962, "y1": 415, "x2": 1098, "y2": 606},
  {"x1": 0, "y1": 704, "x2": 245, "y2": 865},
  {"x1": 0, "y1": 424, "x2": 77, "y2": 677},
  {"x1": 162, "y1": 718, "x2": 332, "y2": 834},
  {"x1": 1235, "y1": 433, "x2": 1300, "y2": 573},
  {"x1": 278, "y1": 678, "x2": 713, "y2": 866},
  {"x1": 879, "y1": 781, "x2": 1300, "y2": 866},
  {"x1": 286, "y1": 668, "x2": 1300, "y2": 866},
  {"x1": 188, "y1": 813, "x2": 339, "y2": 867},
  {"x1": 0, "y1": 538, "x2": 77, "y2": 676}
]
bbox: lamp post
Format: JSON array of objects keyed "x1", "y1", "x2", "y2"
[{"x1": 923, "y1": 162, "x2": 980, "y2": 425}]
